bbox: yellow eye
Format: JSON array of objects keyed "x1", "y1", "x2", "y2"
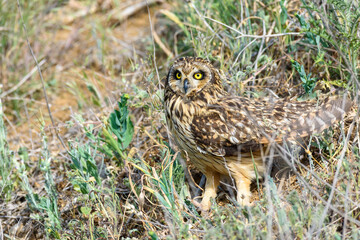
[
  {"x1": 194, "y1": 72, "x2": 203, "y2": 80},
  {"x1": 175, "y1": 71, "x2": 182, "y2": 80}
]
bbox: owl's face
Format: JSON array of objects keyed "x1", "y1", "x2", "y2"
[{"x1": 166, "y1": 57, "x2": 215, "y2": 97}]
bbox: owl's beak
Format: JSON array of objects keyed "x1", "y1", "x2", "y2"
[{"x1": 183, "y1": 78, "x2": 189, "y2": 93}]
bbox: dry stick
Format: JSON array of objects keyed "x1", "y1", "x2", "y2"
[
  {"x1": 264, "y1": 146, "x2": 275, "y2": 240},
  {"x1": 146, "y1": 0, "x2": 176, "y2": 159},
  {"x1": 16, "y1": 0, "x2": 67, "y2": 151},
  {"x1": 0, "y1": 59, "x2": 46, "y2": 98},
  {"x1": 146, "y1": 0, "x2": 161, "y2": 90},
  {"x1": 145, "y1": 1, "x2": 175, "y2": 174},
  {"x1": 232, "y1": 38, "x2": 257, "y2": 68},
  {"x1": 342, "y1": 183, "x2": 350, "y2": 240},
  {"x1": 275, "y1": 142, "x2": 360, "y2": 227},
  {"x1": 203, "y1": 16, "x2": 302, "y2": 39},
  {"x1": 108, "y1": 0, "x2": 163, "y2": 23},
  {"x1": 312, "y1": 122, "x2": 355, "y2": 238},
  {"x1": 153, "y1": 28, "x2": 174, "y2": 58},
  {"x1": 252, "y1": 17, "x2": 266, "y2": 86},
  {"x1": 190, "y1": 2, "x2": 229, "y2": 48},
  {"x1": 295, "y1": 150, "x2": 360, "y2": 209}
]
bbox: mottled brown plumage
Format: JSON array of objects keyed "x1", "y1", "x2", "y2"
[{"x1": 164, "y1": 56, "x2": 352, "y2": 210}]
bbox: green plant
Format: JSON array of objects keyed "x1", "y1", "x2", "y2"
[
  {"x1": 298, "y1": 0, "x2": 360, "y2": 89},
  {"x1": 69, "y1": 139, "x2": 101, "y2": 195},
  {"x1": 64, "y1": 95, "x2": 137, "y2": 238},
  {"x1": 291, "y1": 59, "x2": 317, "y2": 95},
  {"x1": 15, "y1": 121, "x2": 62, "y2": 239},
  {"x1": 101, "y1": 94, "x2": 134, "y2": 165},
  {"x1": 0, "y1": 97, "x2": 13, "y2": 201},
  {"x1": 133, "y1": 146, "x2": 196, "y2": 238}
]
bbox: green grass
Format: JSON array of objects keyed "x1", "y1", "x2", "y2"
[
  {"x1": 0, "y1": 97, "x2": 13, "y2": 201},
  {"x1": 0, "y1": 0, "x2": 359, "y2": 239}
]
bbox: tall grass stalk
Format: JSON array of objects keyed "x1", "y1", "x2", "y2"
[{"x1": 0, "y1": 94, "x2": 13, "y2": 201}]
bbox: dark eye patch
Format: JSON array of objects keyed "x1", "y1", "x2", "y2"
[{"x1": 174, "y1": 70, "x2": 182, "y2": 80}]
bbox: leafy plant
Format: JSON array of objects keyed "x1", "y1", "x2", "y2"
[
  {"x1": 69, "y1": 140, "x2": 101, "y2": 195},
  {"x1": 66, "y1": 117, "x2": 125, "y2": 239},
  {"x1": 291, "y1": 59, "x2": 317, "y2": 95},
  {"x1": 102, "y1": 94, "x2": 134, "y2": 165},
  {"x1": 298, "y1": 0, "x2": 360, "y2": 88},
  {"x1": 132, "y1": 146, "x2": 196, "y2": 237},
  {"x1": 15, "y1": 121, "x2": 62, "y2": 239}
]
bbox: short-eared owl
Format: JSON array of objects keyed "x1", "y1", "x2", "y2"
[{"x1": 164, "y1": 57, "x2": 352, "y2": 211}]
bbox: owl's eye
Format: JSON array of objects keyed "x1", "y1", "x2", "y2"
[
  {"x1": 174, "y1": 71, "x2": 182, "y2": 80},
  {"x1": 193, "y1": 72, "x2": 203, "y2": 80}
]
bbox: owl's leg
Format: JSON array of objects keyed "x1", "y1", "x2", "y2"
[
  {"x1": 234, "y1": 173, "x2": 252, "y2": 206},
  {"x1": 200, "y1": 170, "x2": 220, "y2": 211}
]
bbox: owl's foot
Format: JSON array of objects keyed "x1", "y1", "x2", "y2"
[
  {"x1": 198, "y1": 170, "x2": 220, "y2": 214},
  {"x1": 237, "y1": 191, "x2": 251, "y2": 206},
  {"x1": 200, "y1": 198, "x2": 211, "y2": 212},
  {"x1": 234, "y1": 174, "x2": 252, "y2": 207},
  {"x1": 190, "y1": 198, "x2": 211, "y2": 217}
]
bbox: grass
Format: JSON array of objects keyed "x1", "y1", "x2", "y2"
[
  {"x1": 0, "y1": 97, "x2": 13, "y2": 202},
  {"x1": 1, "y1": 0, "x2": 359, "y2": 239}
]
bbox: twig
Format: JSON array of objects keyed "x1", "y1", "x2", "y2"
[
  {"x1": 109, "y1": 0, "x2": 163, "y2": 23},
  {"x1": 190, "y1": 2, "x2": 229, "y2": 48},
  {"x1": 244, "y1": 105, "x2": 360, "y2": 226},
  {"x1": 16, "y1": 0, "x2": 68, "y2": 151},
  {"x1": 153, "y1": 28, "x2": 174, "y2": 58},
  {"x1": 0, "y1": 59, "x2": 46, "y2": 98},
  {"x1": 0, "y1": 220, "x2": 3, "y2": 240},
  {"x1": 204, "y1": 16, "x2": 302, "y2": 39},
  {"x1": 342, "y1": 183, "x2": 350, "y2": 240},
  {"x1": 253, "y1": 16, "x2": 266, "y2": 85},
  {"x1": 146, "y1": 0, "x2": 161, "y2": 90},
  {"x1": 313, "y1": 122, "x2": 355, "y2": 237},
  {"x1": 232, "y1": 38, "x2": 257, "y2": 68},
  {"x1": 0, "y1": 27, "x2": 10, "y2": 32},
  {"x1": 273, "y1": 139, "x2": 360, "y2": 227},
  {"x1": 279, "y1": 148, "x2": 360, "y2": 227}
]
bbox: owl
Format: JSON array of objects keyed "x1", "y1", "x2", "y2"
[{"x1": 164, "y1": 56, "x2": 352, "y2": 211}]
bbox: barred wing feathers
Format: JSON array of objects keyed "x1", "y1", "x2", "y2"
[{"x1": 190, "y1": 96, "x2": 352, "y2": 157}]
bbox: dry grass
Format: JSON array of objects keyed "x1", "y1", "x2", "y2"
[{"x1": 1, "y1": 0, "x2": 359, "y2": 239}]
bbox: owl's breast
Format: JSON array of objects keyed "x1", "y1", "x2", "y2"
[{"x1": 164, "y1": 94, "x2": 201, "y2": 154}]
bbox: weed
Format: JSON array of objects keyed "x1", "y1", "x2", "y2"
[
  {"x1": 68, "y1": 140, "x2": 101, "y2": 196},
  {"x1": 298, "y1": 0, "x2": 360, "y2": 89},
  {"x1": 0, "y1": 97, "x2": 13, "y2": 200},
  {"x1": 132, "y1": 146, "x2": 196, "y2": 238},
  {"x1": 14, "y1": 119, "x2": 61, "y2": 239},
  {"x1": 291, "y1": 59, "x2": 317, "y2": 96},
  {"x1": 101, "y1": 94, "x2": 134, "y2": 165}
]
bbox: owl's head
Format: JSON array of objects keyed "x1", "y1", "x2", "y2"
[{"x1": 166, "y1": 57, "x2": 223, "y2": 98}]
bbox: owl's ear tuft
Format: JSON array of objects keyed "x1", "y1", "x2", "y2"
[
  {"x1": 165, "y1": 68, "x2": 171, "y2": 85},
  {"x1": 177, "y1": 57, "x2": 185, "y2": 62},
  {"x1": 161, "y1": 76, "x2": 167, "y2": 87},
  {"x1": 174, "y1": 56, "x2": 188, "y2": 64}
]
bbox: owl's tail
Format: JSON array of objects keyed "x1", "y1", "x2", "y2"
[{"x1": 290, "y1": 96, "x2": 353, "y2": 138}]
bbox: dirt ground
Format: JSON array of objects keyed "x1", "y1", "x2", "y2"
[
  {"x1": 3, "y1": 0, "x2": 170, "y2": 238},
  {"x1": 6, "y1": 0, "x2": 167, "y2": 149}
]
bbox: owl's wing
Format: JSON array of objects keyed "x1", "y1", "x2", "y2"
[{"x1": 190, "y1": 96, "x2": 352, "y2": 157}]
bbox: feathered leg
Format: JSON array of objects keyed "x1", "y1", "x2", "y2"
[
  {"x1": 234, "y1": 173, "x2": 252, "y2": 206},
  {"x1": 200, "y1": 169, "x2": 220, "y2": 211}
]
